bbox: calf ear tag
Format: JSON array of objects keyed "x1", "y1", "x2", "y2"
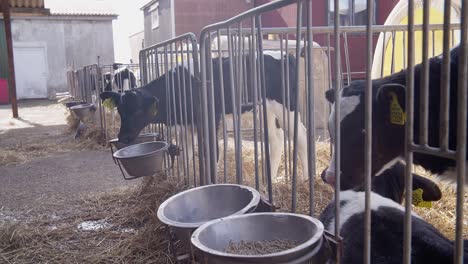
[
  {"x1": 102, "y1": 98, "x2": 116, "y2": 110},
  {"x1": 149, "y1": 97, "x2": 158, "y2": 117},
  {"x1": 412, "y1": 188, "x2": 432, "y2": 208},
  {"x1": 389, "y1": 92, "x2": 405, "y2": 125}
]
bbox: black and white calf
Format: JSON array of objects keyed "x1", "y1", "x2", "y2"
[
  {"x1": 318, "y1": 163, "x2": 466, "y2": 264},
  {"x1": 103, "y1": 66, "x2": 137, "y2": 92},
  {"x1": 322, "y1": 44, "x2": 467, "y2": 190},
  {"x1": 100, "y1": 53, "x2": 309, "y2": 180}
]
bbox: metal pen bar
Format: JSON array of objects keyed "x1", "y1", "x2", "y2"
[
  {"x1": 420, "y1": 0, "x2": 430, "y2": 147},
  {"x1": 199, "y1": 35, "x2": 212, "y2": 185},
  {"x1": 186, "y1": 38, "x2": 197, "y2": 186},
  {"x1": 180, "y1": 40, "x2": 191, "y2": 185},
  {"x1": 333, "y1": 0, "x2": 342, "y2": 262},
  {"x1": 440, "y1": 0, "x2": 452, "y2": 151},
  {"x1": 364, "y1": 0, "x2": 374, "y2": 262},
  {"x1": 227, "y1": 26, "x2": 239, "y2": 184},
  {"x1": 216, "y1": 29, "x2": 228, "y2": 184},
  {"x1": 207, "y1": 32, "x2": 218, "y2": 184},
  {"x1": 236, "y1": 22, "x2": 244, "y2": 185},
  {"x1": 410, "y1": 144, "x2": 456, "y2": 159},
  {"x1": 175, "y1": 43, "x2": 188, "y2": 183},
  {"x1": 455, "y1": 1, "x2": 468, "y2": 262},
  {"x1": 305, "y1": 0, "x2": 316, "y2": 217},
  {"x1": 291, "y1": 1, "x2": 302, "y2": 213},
  {"x1": 404, "y1": 0, "x2": 415, "y2": 262},
  {"x1": 251, "y1": 18, "x2": 260, "y2": 191},
  {"x1": 280, "y1": 33, "x2": 289, "y2": 183},
  {"x1": 286, "y1": 34, "x2": 292, "y2": 179},
  {"x1": 170, "y1": 43, "x2": 181, "y2": 181},
  {"x1": 256, "y1": 15, "x2": 273, "y2": 203}
]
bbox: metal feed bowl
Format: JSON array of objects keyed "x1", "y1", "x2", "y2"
[
  {"x1": 113, "y1": 141, "x2": 169, "y2": 179},
  {"x1": 157, "y1": 184, "x2": 261, "y2": 249},
  {"x1": 109, "y1": 133, "x2": 163, "y2": 150},
  {"x1": 64, "y1": 101, "x2": 85, "y2": 108},
  {"x1": 70, "y1": 103, "x2": 95, "y2": 120},
  {"x1": 191, "y1": 212, "x2": 324, "y2": 264}
]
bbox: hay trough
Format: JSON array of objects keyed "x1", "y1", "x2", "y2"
[
  {"x1": 191, "y1": 212, "x2": 324, "y2": 264},
  {"x1": 157, "y1": 184, "x2": 260, "y2": 250},
  {"x1": 70, "y1": 103, "x2": 95, "y2": 120},
  {"x1": 113, "y1": 141, "x2": 169, "y2": 180}
]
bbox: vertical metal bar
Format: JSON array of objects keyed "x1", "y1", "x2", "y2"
[
  {"x1": 175, "y1": 43, "x2": 188, "y2": 183},
  {"x1": 404, "y1": 0, "x2": 415, "y2": 262},
  {"x1": 285, "y1": 34, "x2": 292, "y2": 179},
  {"x1": 186, "y1": 38, "x2": 197, "y2": 186},
  {"x1": 440, "y1": 0, "x2": 452, "y2": 151},
  {"x1": 216, "y1": 30, "x2": 228, "y2": 184},
  {"x1": 391, "y1": 31, "x2": 396, "y2": 74},
  {"x1": 251, "y1": 18, "x2": 260, "y2": 190},
  {"x1": 343, "y1": 32, "x2": 351, "y2": 85},
  {"x1": 256, "y1": 15, "x2": 273, "y2": 203},
  {"x1": 227, "y1": 26, "x2": 239, "y2": 184},
  {"x1": 380, "y1": 32, "x2": 386, "y2": 78},
  {"x1": 306, "y1": 0, "x2": 316, "y2": 217},
  {"x1": 420, "y1": 0, "x2": 430, "y2": 147},
  {"x1": 200, "y1": 34, "x2": 213, "y2": 186},
  {"x1": 236, "y1": 22, "x2": 244, "y2": 184},
  {"x1": 333, "y1": 0, "x2": 342, "y2": 261},
  {"x1": 291, "y1": 1, "x2": 302, "y2": 214},
  {"x1": 364, "y1": 0, "x2": 374, "y2": 262},
  {"x1": 170, "y1": 43, "x2": 181, "y2": 180},
  {"x1": 207, "y1": 32, "x2": 218, "y2": 184},
  {"x1": 280, "y1": 34, "x2": 289, "y2": 182},
  {"x1": 180, "y1": 40, "x2": 191, "y2": 185},
  {"x1": 455, "y1": 2, "x2": 468, "y2": 262}
]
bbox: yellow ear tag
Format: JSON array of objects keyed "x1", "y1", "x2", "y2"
[
  {"x1": 389, "y1": 91, "x2": 406, "y2": 125},
  {"x1": 390, "y1": 92, "x2": 406, "y2": 126},
  {"x1": 149, "y1": 97, "x2": 158, "y2": 117},
  {"x1": 412, "y1": 188, "x2": 432, "y2": 208},
  {"x1": 102, "y1": 98, "x2": 116, "y2": 110}
]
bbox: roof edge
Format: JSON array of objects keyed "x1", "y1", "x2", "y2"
[{"x1": 140, "y1": 0, "x2": 158, "y2": 11}]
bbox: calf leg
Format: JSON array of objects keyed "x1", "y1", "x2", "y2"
[
  {"x1": 267, "y1": 99, "x2": 309, "y2": 181},
  {"x1": 265, "y1": 102, "x2": 285, "y2": 181}
]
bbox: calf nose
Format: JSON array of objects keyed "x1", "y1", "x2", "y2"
[{"x1": 321, "y1": 168, "x2": 336, "y2": 187}]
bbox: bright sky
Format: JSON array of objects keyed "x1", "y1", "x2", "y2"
[{"x1": 45, "y1": 0, "x2": 148, "y2": 63}]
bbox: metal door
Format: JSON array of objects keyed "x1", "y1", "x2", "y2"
[{"x1": 14, "y1": 44, "x2": 48, "y2": 99}]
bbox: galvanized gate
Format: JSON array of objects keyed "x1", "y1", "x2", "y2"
[
  {"x1": 198, "y1": 0, "x2": 466, "y2": 263},
  {"x1": 139, "y1": 33, "x2": 205, "y2": 187}
]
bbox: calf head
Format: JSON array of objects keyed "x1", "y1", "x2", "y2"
[
  {"x1": 100, "y1": 90, "x2": 159, "y2": 143},
  {"x1": 323, "y1": 81, "x2": 407, "y2": 190}
]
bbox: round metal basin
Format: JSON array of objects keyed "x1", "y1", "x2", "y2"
[
  {"x1": 109, "y1": 133, "x2": 163, "y2": 150},
  {"x1": 64, "y1": 101, "x2": 85, "y2": 108},
  {"x1": 113, "y1": 141, "x2": 169, "y2": 177},
  {"x1": 157, "y1": 184, "x2": 260, "y2": 249},
  {"x1": 191, "y1": 213, "x2": 324, "y2": 264},
  {"x1": 70, "y1": 103, "x2": 95, "y2": 120}
]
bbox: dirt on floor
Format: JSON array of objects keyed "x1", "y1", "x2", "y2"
[{"x1": 0, "y1": 100, "x2": 141, "y2": 222}]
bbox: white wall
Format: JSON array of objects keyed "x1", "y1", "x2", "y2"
[{"x1": 11, "y1": 16, "x2": 115, "y2": 98}]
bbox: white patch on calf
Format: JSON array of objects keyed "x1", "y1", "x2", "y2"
[
  {"x1": 266, "y1": 99, "x2": 309, "y2": 180},
  {"x1": 374, "y1": 156, "x2": 404, "y2": 177},
  {"x1": 326, "y1": 90, "x2": 360, "y2": 177},
  {"x1": 326, "y1": 190, "x2": 421, "y2": 235},
  {"x1": 123, "y1": 79, "x2": 130, "y2": 91}
]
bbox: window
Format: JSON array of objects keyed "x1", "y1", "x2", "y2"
[
  {"x1": 329, "y1": 0, "x2": 376, "y2": 26},
  {"x1": 150, "y1": 2, "x2": 159, "y2": 29}
]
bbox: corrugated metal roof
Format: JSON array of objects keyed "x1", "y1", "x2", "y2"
[
  {"x1": 46, "y1": 0, "x2": 117, "y2": 17},
  {"x1": 9, "y1": 0, "x2": 45, "y2": 9}
]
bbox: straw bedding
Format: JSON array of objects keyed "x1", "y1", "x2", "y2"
[
  {"x1": 224, "y1": 239, "x2": 300, "y2": 255},
  {"x1": 1, "y1": 111, "x2": 466, "y2": 263}
]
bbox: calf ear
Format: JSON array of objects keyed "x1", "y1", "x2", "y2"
[
  {"x1": 412, "y1": 174, "x2": 442, "y2": 201},
  {"x1": 376, "y1": 83, "x2": 406, "y2": 126},
  {"x1": 100, "y1": 91, "x2": 121, "y2": 105},
  {"x1": 325, "y1": 89, "x2": 335, "y2": 103}
]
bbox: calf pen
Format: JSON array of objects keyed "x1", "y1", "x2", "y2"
[{"x1": 63, "y1": 0, "x2": 466, "y2": 263}]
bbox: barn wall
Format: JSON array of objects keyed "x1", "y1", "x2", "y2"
[
  {"x1": 10, "y1": 16, "x2": 115, "y2": 98},
  {"x1": 174, "y1": 0, "x2": 254, "y2": 38},
  {"x1": 143, "y1": 0, "x2": 174, "y2": 47}
]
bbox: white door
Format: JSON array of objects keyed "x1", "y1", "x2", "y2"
[{"x1": 13, "y1": 44, "x2": 48, "y2": 99}]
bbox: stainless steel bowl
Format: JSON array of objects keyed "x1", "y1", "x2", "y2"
[
  {"x1": 109, "y1": 133, "x2": 163, "y2": 150},
  {"x1": 191, "y1": 212, "x2": 324, "y2": 264},
  {"x1": 113, "y1": 141, "x2": 169, "y2": 177},
  {"x1": 70, "y1": 103, "x2": 95, "y2": 120},
  {"x1": 64, "y1": 101, "x2": 85, "y2": 108},
  {"x1": 157, "y1": 184, "x2": 261, "y2": 249}
]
